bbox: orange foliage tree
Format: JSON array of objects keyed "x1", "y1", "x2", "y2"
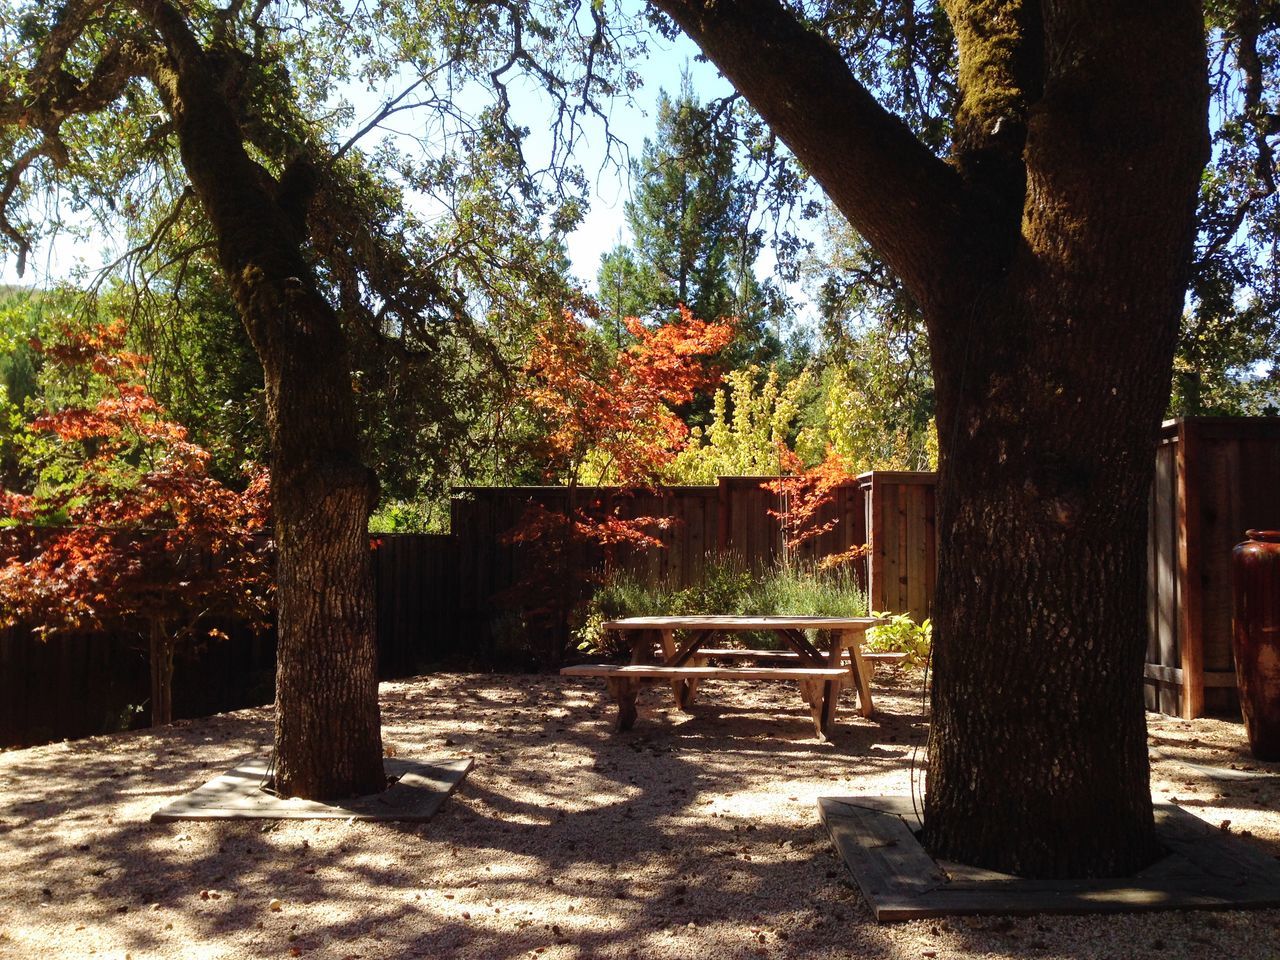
[
  {"x1": 507, "y1": 307, "x2": 733, "y2": 658},
  {"x1": 764, "y1": 450, "x2": 867, "y2": 571},
  {"x1": 0, "y1": 323, "x2": 272, "y2": 725}
]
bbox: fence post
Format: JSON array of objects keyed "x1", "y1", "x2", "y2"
[{"x1": 858, "y1": 471, "x2": 937, "y2": 622}]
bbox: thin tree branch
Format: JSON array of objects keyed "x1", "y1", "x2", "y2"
[{"x1": 649, "y1": 0, "x2": 968, "y2": 311}]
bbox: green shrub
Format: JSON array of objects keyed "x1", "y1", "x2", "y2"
[
  {"x1": 756, "y1": 563, "x2": 866, "y2": 618},
  {"x1": 574, "y1": 570, "x2": 676, "y2": 658},
  {"x1": 864, "y1": 612, "x2": 932, "y2": 666},
  {"x1": 669, "y1": 553, "x2": 758, "y2": 616}
]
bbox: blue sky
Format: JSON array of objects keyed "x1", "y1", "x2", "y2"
[{"x1": 0, "y1": 23, "x2": 743, "y2": 297}]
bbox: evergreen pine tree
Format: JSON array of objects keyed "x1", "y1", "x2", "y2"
[{"x1": 597, "y1": 78, "x2": 782, "y2": 367}]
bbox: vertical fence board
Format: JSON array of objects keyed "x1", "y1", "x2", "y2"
[{"x1": 1153, "y1": 438, "x2": 1182, "y2": 715}]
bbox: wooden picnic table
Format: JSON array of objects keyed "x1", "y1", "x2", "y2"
[{"x1": 560, "y1": 615, "x2": 891, "y2": 739}]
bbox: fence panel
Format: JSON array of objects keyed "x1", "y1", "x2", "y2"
[
  {"x1": 860, "y1": 471, "x2": 937, "y2": 622},
  {"x1": 1145, "y1": 417, "x2": 1280, "y2": 717}
]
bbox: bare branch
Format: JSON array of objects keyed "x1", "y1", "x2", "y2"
[
  {"x1": 0, "y1": 144, "x2": 42, "y2": 275},
  {"x1": 650, "y1": 0, "x2": 967, "y2": 311},
  {"x1": 331, "y1": 71, "x2": 436, "y2": 165}
]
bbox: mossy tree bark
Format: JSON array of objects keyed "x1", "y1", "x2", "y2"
[
  {"x1": 140, "y1": 1, "x2": 384, "y2": 798},
  {"x1": 654, "y1": 0, "x2": 1210, "y2": 875}
]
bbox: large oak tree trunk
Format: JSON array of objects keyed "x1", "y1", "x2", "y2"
[
  {"x1": 653, "y1": 0, "x2": 1210, "y2": 874},
  {"x1": 918, "y1": 3, "x2": 1209, "y2": 877},
  {"x1": 920, "y1": 286, "x2": 1180, "y2": 875},
  {"x1": 144, "y1": 1, "x2": 384, "y2": 799}
]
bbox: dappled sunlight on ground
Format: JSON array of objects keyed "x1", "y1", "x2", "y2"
[{"x1": 1, "y1": 672, "x2": 1278, "y2": 958}]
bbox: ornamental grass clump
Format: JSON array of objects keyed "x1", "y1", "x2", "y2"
[{"x1": 574, "y1": 553, "x2": 869, "y2": 656}]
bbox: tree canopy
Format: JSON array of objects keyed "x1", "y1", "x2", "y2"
[
  {"x1": 0, "y1": 0, "x2": 648, "y2": 798},
  {"x1": 597, "y1": 80, "x2": 782, "y2": 366}
]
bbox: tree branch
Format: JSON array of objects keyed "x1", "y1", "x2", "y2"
[
  {"x1": 1233, "y1": 0, "x2": 1277, "y2": 194},
  {"x1": 650, "y1": 0, "x2": 968, "y2": 310}
]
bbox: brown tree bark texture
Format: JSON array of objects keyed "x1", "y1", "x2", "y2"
[
  {"x1": 140, "y1": 0, "x2": 384, "y2": 799},
  {"x1": 654, "y1": 0, "x2": 1210, "y2": 875},
  {"x1": 149, "y1": 620, "x2": 174, "y2": 727}
]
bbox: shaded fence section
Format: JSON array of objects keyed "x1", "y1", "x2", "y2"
[
  {"x1": 0, "y1": 623, "x2": 276, "y2": 749},
  {"x1": 1145, "y1": 417, "x2": 1280, "y2": 718}
]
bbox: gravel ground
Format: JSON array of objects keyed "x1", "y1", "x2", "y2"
[{"x1": 2, "y1": 670, "x2": 1279, "y2": 960}]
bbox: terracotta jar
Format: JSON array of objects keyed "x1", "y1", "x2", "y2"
[{"x1": 1232, "y1": 530, "x2": 1280, "y2": 760}]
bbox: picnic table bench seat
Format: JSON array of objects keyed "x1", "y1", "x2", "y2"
[
  {"x1": 560, "y1": 663, "x2": 851, "y2": 734},
  {"x1": 682, "y1": 648, "x2": 908, "y2": 665}
]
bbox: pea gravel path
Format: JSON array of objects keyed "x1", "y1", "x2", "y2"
[{"x1": 1, "y1": 671, "x2": 1278, "y2": 959}]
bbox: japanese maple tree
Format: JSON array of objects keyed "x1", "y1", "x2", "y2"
[
  {"x1": 0, "y1": 322, "x2": 272, "y2": 726},
  {"x1": 507, "y1": 307, "x2": 733, "y2": 656},
  {"x1": 764, "y1": 450, "x2": 866, "y2": 571}
]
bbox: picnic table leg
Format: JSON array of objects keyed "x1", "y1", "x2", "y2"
[
  {"x1": 606, "y1": 677, "x2": 639, "y2": 731},
  {"x1": 801, "y1": 680, "x2": 829, "y2": 740},
  {"x1": 776, "y1": 627, "x2": 837, "y2": 737},
  {"x1": 817, "y1": 630, "x2": 843, "y2": 734},
  {"x1": 658, "y1": 628, "x2": 695, "y2": 711},
  {"x1": 629, "y1": 630, "x2": 653, "y2": 665},
  {"x1": 840, "y1": 629, "x2": 875, "y2": 718},
  {"x1": 684, "y1": 658, "x2": 704, "y2": 708}
]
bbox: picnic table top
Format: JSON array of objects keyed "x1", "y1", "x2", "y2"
[{"x1": 601, "y1": 615, "x2": 887, "y2": 631}]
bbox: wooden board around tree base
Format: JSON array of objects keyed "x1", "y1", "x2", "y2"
[
  {"x1": 151, "y1": 755, "x2": 473, "y2": 822},
  {"x1": 819, "y1": 795, "x2": 1280, "y2": 922}
]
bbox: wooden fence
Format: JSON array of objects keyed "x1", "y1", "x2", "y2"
[
  {"x1": 0, "y1": 622, "x2": 277, "y2": 749},
  {"x1": 11, "y1": 414, "x2": 1273, "y2": 746},
  {"x1": 443, "y1": 478, "x2": 873, "y2": 660},
  {"x1": 860, "y1": 471, "x2": 937, "y2": 622},
  {"x1": 1145, "y1": 417, "x2": 1280, "y2": 718},
  {"x1": 1, "y1": 475, "x2": 893, "y2": 747}
]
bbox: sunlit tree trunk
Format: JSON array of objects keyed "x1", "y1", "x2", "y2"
[{"x1": 143, "y1": 0, "x2": 384, "y2": 798}]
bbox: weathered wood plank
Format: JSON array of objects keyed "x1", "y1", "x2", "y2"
[
  {"x1": 1153, "y1": 442, "x2": 1180, "y2": 715},
  {"x1": 603, "y1": 616, "x2": 885, "y2": 630},
  {"x1": 906, "y1": 484, "x2": 927, "y2": 621},
  {"x1": 1177, "y1": 419, "x2": 1205, "y2": 719},
  {"x1": 822, "y1": 796, "x2": 1280, "y2": 922},
  {"x1": 693, "y1": 648, "x2": 906, "y2": 663},
  {"x1": 818, "y1": 798, "x2": 947, "y2": 898}
]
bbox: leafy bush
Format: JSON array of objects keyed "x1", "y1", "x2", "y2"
[
  {"x1": 574, "y1": 569, "x2": 678, "y2": 659},
  {"x1": 864, "y1": 612, "x2": 932, "y2": 666},
  {"x1": 368, "y1": 498, "x2": 447, "y2": 533}
]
